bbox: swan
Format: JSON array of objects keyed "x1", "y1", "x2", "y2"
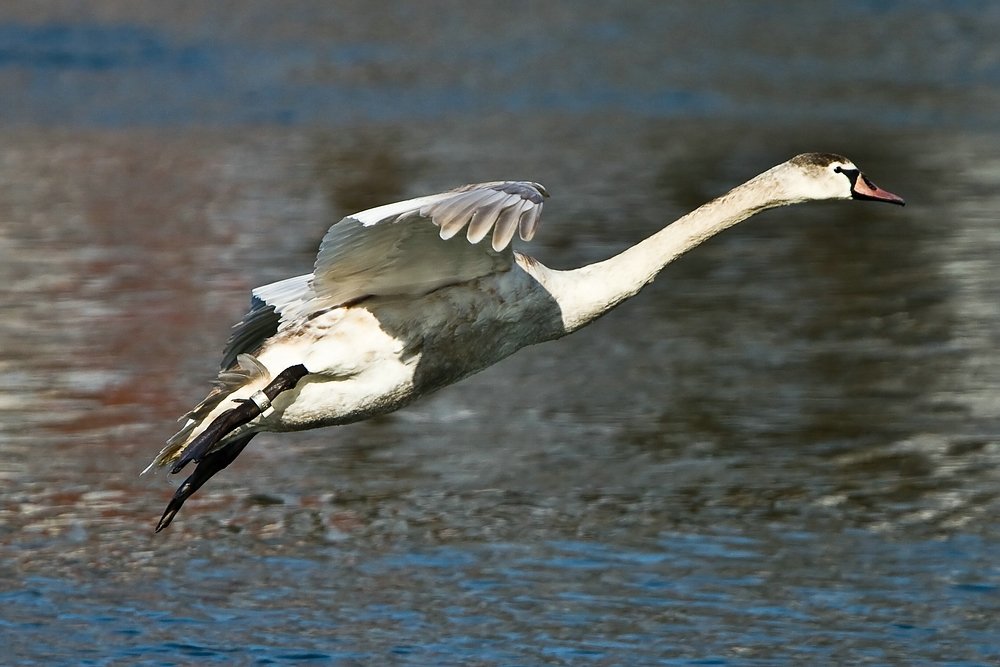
[{"x1": 146, "y1": 152, "x2": 904, "y2": 532}]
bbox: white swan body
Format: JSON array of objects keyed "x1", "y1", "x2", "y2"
[{"x1": 146, "y1": 153, "x2": 903, "y2": 530}]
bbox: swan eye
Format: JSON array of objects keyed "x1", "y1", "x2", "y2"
[{"x1": 833, "y1": 165, "x2": 843, "y2": 174}]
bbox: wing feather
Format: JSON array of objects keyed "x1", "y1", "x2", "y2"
[
  {"x1": 219, "y1": 299, "x2": 278, "y2": 370},
  {"x1": 436, "y1": 190, "x2": 504, "y2": 240},
  {"x1": 467, "y1": 196, "x2": 518, "y2": 244},
  {"x1": 492, "y1": 199, "x2": 531, "y2": 251},
  {"x1": 519, "y1": 203, "x2": 543, "y2": 242}
]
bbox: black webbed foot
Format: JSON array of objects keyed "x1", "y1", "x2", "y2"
[
  {"x1": 155, "y1": 364, "x2": 309, "y2": 532},
  {"x1": 155, "y1": 433, "x2": 256, "y2": 533}
]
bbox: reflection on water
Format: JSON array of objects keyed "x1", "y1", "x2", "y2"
[
  {"x1": 0, "y1": 2, "x2": 999, "y2": 664},
  {"x1": 2, "y1": 121, "x2": 997, "y2": 664}
]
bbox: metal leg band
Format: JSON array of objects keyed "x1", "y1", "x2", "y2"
[{"x1": 249, "y1": 390, "x2": 272, "y2": 414}]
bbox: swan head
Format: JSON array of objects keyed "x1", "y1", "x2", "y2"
[{"x1": 784, "y1": 153, "x2": 905, "y2": 206}]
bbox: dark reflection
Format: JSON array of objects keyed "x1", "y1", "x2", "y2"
[
  {"x1": 310, "y1": 127, "x2": 413, "y2": 220},
  {"x1": 611, "y1": 124, "x2": 995, "y2": 531}
]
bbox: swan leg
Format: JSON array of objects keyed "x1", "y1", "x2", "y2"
[
  {"x1": 170, "y1": 364, "x2": 308, "y2": 474},
  {"x1": 154, "y1": 363, "x2": 310, "y2": 532},
  {"x1": 155, "y1": 432, "x2": 257, "y2": 532}
]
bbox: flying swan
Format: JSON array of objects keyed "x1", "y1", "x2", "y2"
[{"x1": 146, "y1": 152, "x2": 904, "y2": 531}]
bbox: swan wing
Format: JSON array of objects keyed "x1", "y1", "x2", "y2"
[
  {"x1": 218, "y1": 181, "x2": 548, "y2": 368},
  {"x1": 312, "y1": 181, "x2": 548, "y2": 306}
]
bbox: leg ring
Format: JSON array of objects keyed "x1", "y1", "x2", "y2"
[{"x1": 249, "y1": 389, "x2": 272, "y2": 414}]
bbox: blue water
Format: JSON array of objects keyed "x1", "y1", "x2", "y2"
[
  {"x1": 0, "y1": 1, "x2": 999, "y2": 664},
  {"x1": 0, "y1": 3, "x2": 997, "y2": 129},
  {"x1": 4, "y1": 534, "x2": 997, "y2": 664}
]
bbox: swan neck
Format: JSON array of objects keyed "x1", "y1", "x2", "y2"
[{"x1": 543, "y1": 169, "x2": 791, "y2": 334}]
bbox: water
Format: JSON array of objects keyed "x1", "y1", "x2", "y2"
[{"x1": 1, "y1": 2, "x2": 999, "y2": 664}]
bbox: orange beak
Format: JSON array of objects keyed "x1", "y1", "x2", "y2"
[{"x1": 851, "y1": 173, "x2": 905, "y2": 206}]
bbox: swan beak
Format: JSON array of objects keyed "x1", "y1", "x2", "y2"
[{"x1": 851, "y1": 173, "x2": 905, "y2": 206}]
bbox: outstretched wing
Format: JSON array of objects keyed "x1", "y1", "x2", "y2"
[
  {"x1": 219, "y1": 181, "x2": 548, "y2": 369},
  {"x1": 311, "y1": 180, "x2": 548, "y2": 307}
]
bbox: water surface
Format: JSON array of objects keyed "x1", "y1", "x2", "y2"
[{"x1": 0, "y1": 2, "x2": 998, "y2": 664}]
